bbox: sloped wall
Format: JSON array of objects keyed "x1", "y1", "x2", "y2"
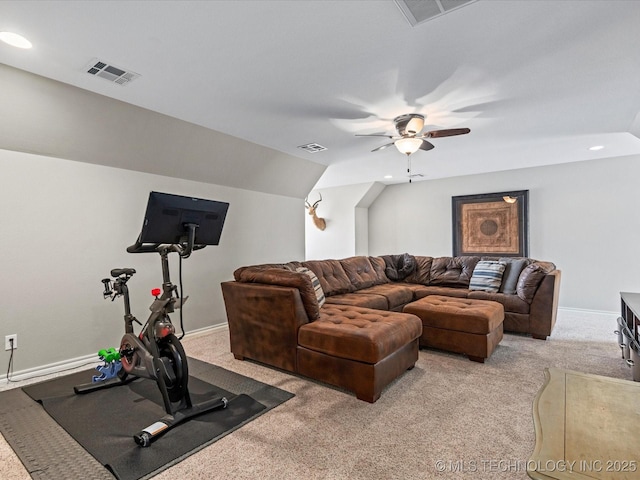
[
  {"x1": 0, "y1": 148, "x2": 304, "y2": 376},
  {"x1": 0, "y1": 63, "x2": 326, "y2": 199}
]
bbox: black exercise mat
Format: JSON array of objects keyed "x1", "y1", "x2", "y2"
[{"x1": 1, "y1": 358, "x2": 293, "y2": 480}]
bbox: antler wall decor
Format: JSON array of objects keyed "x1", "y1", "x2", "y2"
[{"x1": 305, "y1": 194, "x2": 326, "y2": 231}]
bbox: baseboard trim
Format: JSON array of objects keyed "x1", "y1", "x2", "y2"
[
  {"x1": 0, "y1": 322, "x2": 229, "y2": 386},
  {"x1": 1, "y1": 352, "x2": 100, "y2": 386},
  {"x1": 183, "y1": 322, "x2": 229, "y2": 337},
  {"x1": 558, "y1": 307, "x2": 618, "y2": 318}
]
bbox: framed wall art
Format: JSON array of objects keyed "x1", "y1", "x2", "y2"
[{"x1": 452, "y1": 190, "x2": 529, "y2": 257}]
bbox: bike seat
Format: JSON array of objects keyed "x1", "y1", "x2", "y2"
[{"x1": 111, "y1": 268, "x2": 136, "y2": 277}]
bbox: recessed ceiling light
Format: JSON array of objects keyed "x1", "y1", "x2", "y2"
[
  {"x1": 384, "y1": 175, "x2": 393, "y2": 179},
  {"x1": 0, "y1": 32, "x2": 32, "y2": 49},
  {"x1": 589, "y1": 145, "x2": 604, "y2": 151}
]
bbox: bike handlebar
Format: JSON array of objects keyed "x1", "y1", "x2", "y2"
[
  {"x1": 126, "y1": 231, "x2": 206, "y2": 258},
  {"x1": 126, "y1": 236, "x2": 161, "y2": 254}
]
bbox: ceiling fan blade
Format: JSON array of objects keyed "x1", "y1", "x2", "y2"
[
  {"x1": 419, "y1": 140, "x2": 435, "y2": 151},
  {"x1": 426, "y1": 128, "x2": 471, "y2": 138},
  {"x1": 355, "y1": 133, "x2": 395, "y2": 138},
  {"x1": 372, "y1": 142, "x2": 395, "y2": 152}
]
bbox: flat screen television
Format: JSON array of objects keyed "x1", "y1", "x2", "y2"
[{"x1": 138, "y1": 191, "x2": 229, "y2": 246}]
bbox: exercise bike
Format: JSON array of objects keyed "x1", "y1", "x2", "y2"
[{"x1": 75, "y1": 192, "x2": 230, "y2": 447}]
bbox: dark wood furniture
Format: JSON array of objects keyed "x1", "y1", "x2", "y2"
[{"x1": 618, "y1": 292, "x2": 640, "y2": 381}]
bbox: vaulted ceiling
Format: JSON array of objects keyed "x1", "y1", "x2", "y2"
[{"x1": 1, "y1": 0, "x2": 640, "y2": 191}]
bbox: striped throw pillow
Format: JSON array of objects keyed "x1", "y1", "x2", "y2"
[
  {"x1": 469, "y1": 261, "x2": 506, "y2": 293},
  {"x1": 297, "y1": 267, "x2": 326, "y2": 308}
]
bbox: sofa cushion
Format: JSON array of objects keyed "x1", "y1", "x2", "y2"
[
  {"x1": 469, "y1": 260, "x2": 506, "y2": 293},
  {"x1": 368, "y1": 256, "x2": 390, "y2": 285},
  {"x1": 340, "y1": 256, "x2": 378, "y2": 290},
  {"x1": 404, "y1": 256, "x2": 433, "y2": 285},
  {"x1": 430, "y1": 256, "x2": 480, "y2": 287},
  {"x1": 497, "y1": 258, "x2": 528, "y2": 294},
  {"x1": 237, "y1": 267, "x2": 321, "y2": 319},
  {"x1": 382, "y1": 253, "x2": 417, "y2": 281},
  {"x1": 516, "y1": 263, "x2": 551, "y2": 303},
  {"x1": 411, "y1": 285, "x2": 470, "y2": 299},
  {"x1": 324, "y1": 293, "x2": 389, "y2": 310},
  {"x1": 302, "y1": 259, "x2": 353, "y2": 296},
  {"x1": 467, "y1": 290, "x2": 530, "y2": 314},
  {"x1": 356, "y1": 284, "x2": 414, "y2": 309},
  {"x1": 298, "y1": 304, "x2": 422, "y2": 364},
  {"x1": 296, "y1": 267, "x2": 326, "y2": 308}
]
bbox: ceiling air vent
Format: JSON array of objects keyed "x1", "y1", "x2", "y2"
[
  {"x1": 394, "y1": 0, "x2": 477, "y2": 27},
  {"x1": 85, "y1": 59, "x2": 140, "y2": 86},
  {"x1": 298, "y1": 143, "x2": 327, "y2": 153}
]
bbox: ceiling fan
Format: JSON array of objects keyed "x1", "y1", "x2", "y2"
[
  {"x1": 356, "y1": 113, "x2": 470, "y2": 182},
  {"x1": 356, "y1": 113, "x2": 470, "y2": 156}
]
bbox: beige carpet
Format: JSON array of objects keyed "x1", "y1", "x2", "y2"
[{"x1": 0, "y1": 309, "x2": 628, "y2": 480}]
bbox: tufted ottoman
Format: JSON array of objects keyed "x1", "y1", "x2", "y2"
[
  {"x1": 297, "y1": 304, "x2": 422, "y2": 402},
  {"x1": 403, "y1": 295, "x2": 504, "y2": 363}
]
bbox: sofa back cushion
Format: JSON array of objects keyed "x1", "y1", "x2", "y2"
[
  {"x1": 404, "y1": 256, "x2": 433, "y2": 285},
  {"x1": 516, "y1": 262, "x2": 555, "y2": 303},
  {"x1": 368, "y1": 257, "x2": 390, "y2": 284},
  {"x1": 302, "y1": 259, "x2": 353, "y2": 296},
  {"x1": 340, "y1": 256, "x2": 379, "y2": 290},
  {"x1": 236, "y1": 267, "x2": 320, "y2": 319},
  {"x1": 430, "y1": 256, "x2": 480, "y2": 287}
]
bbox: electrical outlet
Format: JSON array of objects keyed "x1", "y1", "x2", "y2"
[{"x1": 5, "y1": 334, "x2": 17, "y2": 351}]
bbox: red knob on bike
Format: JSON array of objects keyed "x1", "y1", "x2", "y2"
[{"x1": 151, "y1": 288, "x2": 161, "y2": 297}]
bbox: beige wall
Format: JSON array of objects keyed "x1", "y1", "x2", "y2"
[
  {"x1": 0, "y1": 64, "x2": 320, "y2": 378},
  {"x1": 0, "y1": 149, "x2": 304, "y2": 375},
  {"x1": 368, "y1": 155, "x2": 640, "y2": 312},
  {"x1": 305, "y1": 182, "x2": 383, "y2": 260}
]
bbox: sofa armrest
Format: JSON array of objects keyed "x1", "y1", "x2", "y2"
[
  {"x1": 529, "y1": 270, "x2": 561, "y2": 339},
  {"x1": 221, "y1": 281, "x2": 310, "y2": 372},
  {"x1": 235, "y1": 267, "x2": 320, "y2": 319}
]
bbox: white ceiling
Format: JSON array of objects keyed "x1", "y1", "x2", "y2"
[{"x1": 1, "y1": 0, "x2": 640, "y2": 190}]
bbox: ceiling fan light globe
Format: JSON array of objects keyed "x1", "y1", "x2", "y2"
[
  {"x1": 406, "y1": 116, "x2": 424, "y2": 135},
  {"x1": 394, "y1": 137, "x2": 423, "y2": 155}
]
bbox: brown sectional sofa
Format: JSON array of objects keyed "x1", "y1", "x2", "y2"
[{"x1": 221, "y1": 255, "x2": 560, "y2": 402}]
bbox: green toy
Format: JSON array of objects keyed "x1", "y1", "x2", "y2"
[
  {"x1": 92, "y1": 347, "x2": 122, "y2": 382},
  {"x1": 99, "y1": 347, "x2": 121, "y2": 363}
]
